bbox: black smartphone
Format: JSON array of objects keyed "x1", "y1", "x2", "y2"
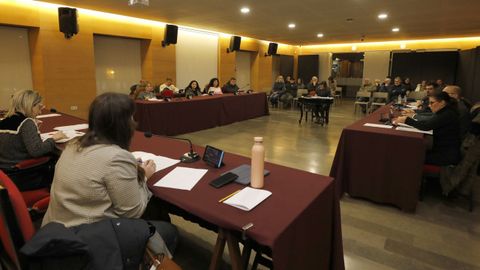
[
  {"x1": 209, "y1": 172, "x2": 238, "y2": 188},
  {"x1": 203, "y1": 145, "x2": 225, "y2": 168}
]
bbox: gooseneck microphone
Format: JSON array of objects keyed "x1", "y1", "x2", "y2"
[{"x1": 143, "y1": 131, "x2": 201, "y2": 163}]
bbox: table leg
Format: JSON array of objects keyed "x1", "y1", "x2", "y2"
[
  {"x1": 226, "y1": 231, "x2": 244, "y2": 270},
  {"x1": 209, "y1": 229, "x2": 244, "y2": 270},
  {"x1": 209, "y1": 229, "x2": 227, "y2": 270},
  {"x1": 299, "y1": 103, "x2": 304, "y2": 124}
]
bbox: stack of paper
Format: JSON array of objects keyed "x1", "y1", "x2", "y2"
[
  {"x1": 147, "y1": 98, "x2": 163, "y2": 102},
  {"x1": 41, "y1": 130, "x2": 85, "y2": 143},
  {"x1": 132, "y1": 151, "x2": 180, "y2": 172},
  {"x1": 154, "y1": 167, "x2": 207, "y2": 191},
  {"x1": 36, "y1": 113, "x2": 61, "y2": 119},
  {"x1": 223, "y1": 187, "x2": 272, "y2": 211},
  {"x1": 363, "y1": 123, "x2": 393, "y2": 129},
  {"x1": 54, "y1": 124, "x2": 89, "y2": 131},
  {"x1": 396, "y1": 126, "x2": 433, "y2": 135}
]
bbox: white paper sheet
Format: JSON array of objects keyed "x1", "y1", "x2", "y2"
[
  {"x1": 36, "y1": 113, "x2": 61, "y2": 119},
  {"x1": 223, "y1": 187, "x2": 272, "y2": 211},
  {"x1": 54, "y1": 124, "x2": 89, "y2": 131},
  {"x1": 41, "y1": 130, "x2": 85, "y2": 143},
  {"x1": 363, "y1": 123, "x2": 393, "y2": 129},
  {"x1": 147, "y1": 98, "x2": 163, "y2": 102},
  {"x1": 132, "y1": 151, "x2": 180, "y2": 172},
  {"x1": 154, "y1": 167, "x2": 207, "y2": 190},
  {"x1": 396, "y1": 126, "x2": 433, "y2": 135}
]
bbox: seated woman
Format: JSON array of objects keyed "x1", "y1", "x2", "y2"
[
  {"x1": 204, "y1": 78, "x2": 222, "y2": 95},
  {"x1": 185, "y1": 80, "x2": 202, "y2": 96},
  {"x1": 307, "y1": 76, "x2": 320, "y2": 96},
  {"x1": 314, "y1": 81, "x2": 331, "y2": 124},
  {"x1": 270, "y1": 75, "x2": 286, "y2": 106},
  {"x1": 42, "y1": 93, "x2": 178, "y2": 254},
  {"x1": 0, "y1": 90, "x2": 66, "y2": 190},
  {"x1": 134, "y1": 82, "x2": 155, "y2": 100},
  {"x1": 394, "y1": 91, "x2": 461, "y2": 166}
]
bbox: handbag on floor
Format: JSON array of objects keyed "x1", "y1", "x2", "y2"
[{"x1": 144, "y1": 247, "x2": 181, "y2": 270}]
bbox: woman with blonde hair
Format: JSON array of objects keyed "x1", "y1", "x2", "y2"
[{"x1": 0, "y1": 90, "x2": 66, "y2": 189}]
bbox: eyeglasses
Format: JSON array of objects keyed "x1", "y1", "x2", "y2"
[{"x1": 429, "y1": 101, "x2": 437, "y2": 105}]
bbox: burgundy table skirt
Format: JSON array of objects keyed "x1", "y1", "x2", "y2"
[
  {"x1": 39, "y1": 113, "x2": 345, "y2": 270},
  {"x1": 134, "y1": 92, "x2": 269, "y2": 136},
  {"x1": 330, "y1": 105, "x2": 426, "y2": 212}
]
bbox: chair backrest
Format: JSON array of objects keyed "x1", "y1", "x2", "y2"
[
  {"x1": 356, "y1": 91, "x2": 371, "y2": 98},
  {"x1": 0, "y1": 170, "x2": 35, "y2": 266},
  {"x1": 297, "y1": 89, "x2": 308, "y2": 96},
  {"x1": 407, "y1": 91, "x2": 427, "y2": 100},
  {"x1": 372, "y1": 92, "x2": 389, "y2": 99}
]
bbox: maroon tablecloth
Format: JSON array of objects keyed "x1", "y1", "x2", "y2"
[
  {"x1": 39, "y1": 113, "x2": 344, "y2": 270},
  {"x1": 330, "y1": 105, "x2": 426, "y2": 212},
  {"x1": 134, "y1": 93, "x2": 269, "y2": 136}
]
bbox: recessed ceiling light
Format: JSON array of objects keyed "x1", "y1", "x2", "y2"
[
  {"x1": 317, "y1": 33, "x2": 324, "y2": 38},
  {"x1": 352, "y1": 45, "x2": 357, "y2": 51},
  {"x1": 288, "y1": 23, "x2": 296, "y2": 29},
  {"x1": 400, "y1": 43, "x2": 406, "y2": 49},
  {"x1": 392, "y1": 27, "x2": 400, "y2": 32},
  {"x1": 240, "y1": 7, "x2": 250, "y2": 14},
  {"x1": 378, "y1": 13, "x2": 388, "y2": 19}
]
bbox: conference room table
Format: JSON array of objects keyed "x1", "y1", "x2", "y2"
[
  {"x1": 39, "y1": 113, "x2": 345, "y2": 270},
  {"x1": 330, "y1": 104, "x2": 426, "y2": 212},
  {"x1": 134, "y1": 92, "x2": 269, "y2": 136}
]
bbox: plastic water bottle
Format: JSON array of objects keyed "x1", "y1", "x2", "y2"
[
  {"x1": 397, "y1": 94, "x2": 402, "y2": 104},
  {"x1": 251, "y1": 137, "x2": 265, "y2": 188}
]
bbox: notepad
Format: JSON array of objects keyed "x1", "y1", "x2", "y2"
[
  {"x1": 363, "y1": 123, "x2": 393, "y2": 129},
  {"x1": 147, "y1": 98, "x2": 163, "y2": 102},
  {"x1": 54, "y1": 124, "x2": 89, "y2": 131},
  {"x1": 154, "y1": 167, "x2": 208, "y2": 190},
  {"x1": 396, "y1": 126, "x2": 433, "y2": 135},
  {"x1": 41, "y1": 130, "x2": 85, "y2": 143},
  {"x1": 223, "y1": 187, "x2": 272, "y2": 211},
  {"x1": 36, "y1": 113, "x2": 61, "y2": 119},
  {"x1": 132, "y1": 151, "x2": 179, "y2": 172}
]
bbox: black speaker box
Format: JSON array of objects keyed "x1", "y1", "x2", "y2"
[
  {"x1": 267, "y1": 43, "x2": 278, "y2": 56},
  {"x1": 229, "y1": 36, "x2": 241, "y2": 52},
  {"x1": 163, "y1": 24, "x2": 178, "y2": 46},
  {"x1": 58, "y1": 7, "x2": 78, "y2": 38}
]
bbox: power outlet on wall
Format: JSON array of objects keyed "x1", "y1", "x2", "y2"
[{"x1": 70, "y1": 105, "x2": 78, "y2": 111}]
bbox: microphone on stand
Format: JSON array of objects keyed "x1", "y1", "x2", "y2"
[
  {"x1": 50, "y1": 108, "x2": 57, "y2": 113},
  {"x1": 143, "y1": 131, "x2": 201, "y2": 163}
]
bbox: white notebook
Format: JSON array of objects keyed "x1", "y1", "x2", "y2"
[
  {"x1": 396, "y1": 126, "x2": 433, "y2": 135},
  {"x1": 54, "y1": 123, "x2": 89, "y2": 131},
  {"x1": 223, "y1": 187, "x2": 272, "y2": 211},
  {"x1": 41, "y1": 130, "x2": 84, "y2": 143},
  {"x1": 132, "y1": 151, "x2": 179, "y2": 172}
]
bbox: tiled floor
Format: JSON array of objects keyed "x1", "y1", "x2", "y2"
[{"x1": 171, "y1": 100, "x2": 480, "y2": 270}]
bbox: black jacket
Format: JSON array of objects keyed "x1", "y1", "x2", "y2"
[
  {"x1": 406, "y1": 106, "x2": 461, "y2": 165},
  {"x1": 21, "y1": 218, "x2": 152, "y2": 270}
]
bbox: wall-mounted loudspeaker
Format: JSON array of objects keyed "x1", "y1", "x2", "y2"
[
  {"x1": 228, "y1": 36, "x2": 241, "y2": 53},
  {"x1": 58, "y1": 7, "x2": 78, "y2": 39},
  {"x1": 265, "y1": 42, "x2": 278, "y2": 56},
  {"x1": 162, "y1": 24, "x2": 178, "y2": 47}
]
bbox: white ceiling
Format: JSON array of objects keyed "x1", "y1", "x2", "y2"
[{"x1": 45, "y1": 0, "x2": 480, "y2": 45}]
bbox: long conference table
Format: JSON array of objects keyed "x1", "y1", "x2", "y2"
[
  {"x1": 134, "y1": 92, "x2": 269, "y2": 136},
  {"x1": 330, "y1": 104, "x2": 426, "y2": 212},
  {"x1": 39, "y1": 112, "x2": 345, "y2": 270}
]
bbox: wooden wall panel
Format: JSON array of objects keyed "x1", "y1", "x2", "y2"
[{"x1": 218, "y1": 36, "x2": 236, "y2": 84}]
